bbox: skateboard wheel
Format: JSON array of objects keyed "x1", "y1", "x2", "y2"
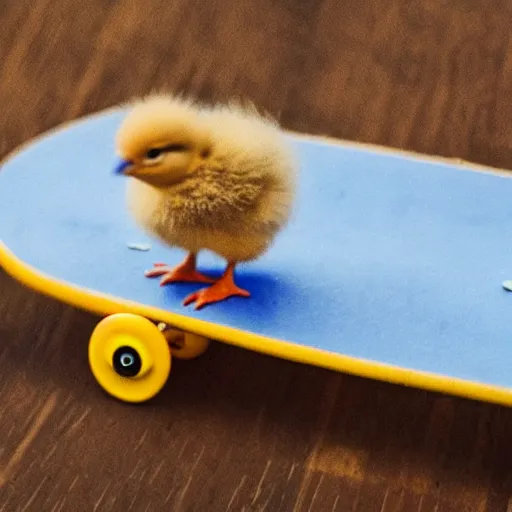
[
  {"x1": 162, "y1": 327, "x2": 210, "y2": 360},
  {"x1": 88, "y1": 313, "x2": 171, "y2": 403}
]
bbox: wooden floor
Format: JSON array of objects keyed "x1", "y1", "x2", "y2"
[{"x1": 1, "y1": 0, "x2": 512, "y2": 510}]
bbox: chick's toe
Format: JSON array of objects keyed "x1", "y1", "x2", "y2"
[
  {"x1": 183, "y1": 263, "x2": 250, "y2": 310},
  {"x1": 145, "y1": 254, "x2": 215, "y2": 285}
]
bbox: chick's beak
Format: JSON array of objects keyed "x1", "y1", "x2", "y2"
[{"x1": 114, "y1": 159, "x2": 134, "y2": 176}]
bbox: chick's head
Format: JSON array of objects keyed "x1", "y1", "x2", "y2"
[{"x1": 114, "y1": 96, "x2": 212, "y2": 188}]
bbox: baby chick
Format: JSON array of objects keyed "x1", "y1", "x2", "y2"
[{"x1": 114, "y1": 94, "x2": 297, "y2": 309}]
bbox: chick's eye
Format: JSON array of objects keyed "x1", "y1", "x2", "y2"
[{"x1": 146, "y1": 148, "x2": 162, "y2": 160}]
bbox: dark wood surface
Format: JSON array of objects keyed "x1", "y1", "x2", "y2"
[{"x1": 1, "y1": 0, "x2": 512, "y2": 510}]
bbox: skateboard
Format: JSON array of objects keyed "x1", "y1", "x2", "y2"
[{"x1": 1, "y1": 108, "x2": 512, "y2": 406}]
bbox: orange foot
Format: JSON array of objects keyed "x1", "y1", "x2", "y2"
[
  {"x1": 183, "y1": 262, "x2": 250, "y2": 310},
  {"x1": 145, "y1": 253, "x2": 215, "y2": 286}
]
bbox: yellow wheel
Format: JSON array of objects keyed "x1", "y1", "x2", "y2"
[
  {"x1": 160, "y1": 325, "x2": 210, "y2": 360},
  {"x1": 88, "y1": 313, "x2": 171, "y2": 403}
]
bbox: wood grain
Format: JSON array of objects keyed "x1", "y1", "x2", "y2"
[{"x1": 1, "y1": 0, "x2": 512, "y2": 510}]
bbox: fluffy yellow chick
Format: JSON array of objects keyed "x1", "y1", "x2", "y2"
[{"x1": 114, "y1": 94, "x2": 297, "y2": 309}]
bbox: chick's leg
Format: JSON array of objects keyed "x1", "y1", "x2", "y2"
[
  {"x1": 183, "y1": 262, "x2": 250, "y2": 310},
  {"x1": 145, "y1": 253, "x2": 215, "y2": 285}
]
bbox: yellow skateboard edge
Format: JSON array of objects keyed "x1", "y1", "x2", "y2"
[{"x1": 1, "y1": 241, "x2": 512, "y2": 408}]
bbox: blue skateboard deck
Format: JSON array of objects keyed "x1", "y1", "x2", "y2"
[{"x1": 1, "y1": 108, "x2": 512, "y2": 406}]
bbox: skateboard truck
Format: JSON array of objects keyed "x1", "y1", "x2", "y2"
[{"x1": 157, "y1": 322, "x2": 211, "y2": 360}]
